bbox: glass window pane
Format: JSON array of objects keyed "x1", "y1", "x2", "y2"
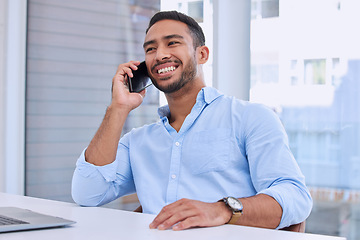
[
  {"x1": 304, "y1": 59, "x2": 326, "y2": 85},
  {"x1": 261, "y1": 0, "x2": 279, "y2": 18},
  {"x1": 188, "y1": 1, "x2": 204, "y2": 22},
  {"x1": 251, "y1": 0, "x2": 360, "y2": 239},
  {"x1": 251, "y1": 0, "x2": 279, "y2": 19}
]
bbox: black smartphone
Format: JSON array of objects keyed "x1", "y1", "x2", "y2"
[{"x1": 127, "y1": 61, "x2": 152, "y2": 93}]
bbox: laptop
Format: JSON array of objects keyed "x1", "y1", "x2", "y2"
[{"x1": 0, "y1": 207, "x2": 76, "y2": 233}]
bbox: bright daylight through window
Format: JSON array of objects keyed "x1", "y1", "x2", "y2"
[{"x1": 250, "y1": 1, "x2": 360, "y2": 239}]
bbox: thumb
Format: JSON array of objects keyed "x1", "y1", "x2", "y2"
[{"x1": 138, "y1": 89, "x2": 146, "y2": 99}]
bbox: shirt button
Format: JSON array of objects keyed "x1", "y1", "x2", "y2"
[
  {"x1": 171, "y1": 174, "x2": 177, "y2": 179},
  {"x1": 175, "y1": 142, "x2": 180, "y2": 146}
]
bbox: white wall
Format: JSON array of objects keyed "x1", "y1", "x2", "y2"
[
  {"x1": 0, "y1": 0, "x2": 27, "y2": 194},
  {"x1": 0, "y1": 0, "x2": 7, "y2": 193}
]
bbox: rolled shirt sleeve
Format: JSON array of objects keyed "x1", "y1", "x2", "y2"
[
  {"x1": 71, "y1": 138, "x2": 136, "y2": 207},
  {"x1": 243, "y1": 103, "x2": 313, "y2": 229}
]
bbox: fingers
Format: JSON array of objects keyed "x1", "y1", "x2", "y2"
[
  {"x1": 149, "y1": 200, "x2": 184, "y2": 230},
  {"x1": 149, "y1": 199, "x2": 213, "y2": 231},
  {"x1": 173, "y1": 216, "x2": 201, "y2": 231},
  {"x1": 149, "y1": 199, "x2": 232, "y2": 231},
  {"x1": 149, "y1": 199, "x2": 189, "y2": 230},
  {"x1": 112, "y1": 61, "x2": 139, "y2": 94},
  {"x1": 110, "y1": 60, "x2": 145, "y2": 110},
  {"x1": 114, "y1": 61, "x2": 140, "y2": 81},
  {"x1": 112, "y1": 61, "x2": 140, "y2": 92}
]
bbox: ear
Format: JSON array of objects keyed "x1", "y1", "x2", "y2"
[{"x1": 197, "y1": 45, "x2": 209, "y2": 64}]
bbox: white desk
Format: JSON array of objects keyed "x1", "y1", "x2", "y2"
[{"x1": 0, "y1": 192, "x2": 345, "y2": 240}]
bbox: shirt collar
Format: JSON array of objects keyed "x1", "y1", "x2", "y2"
[
  {"x1": 199, "y1": 86, "x2": 223, "y2": 105},
  {"x1": 158, "y1": 105, "x2": 170, "y2": 119},
  {"x1": 157, "y1": 87, "x2": 223, "y2": 119}
]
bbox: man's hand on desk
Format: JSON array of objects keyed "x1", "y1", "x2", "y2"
[{"x1": 149, "y1": 198, "x2": 232, "y2": 231}]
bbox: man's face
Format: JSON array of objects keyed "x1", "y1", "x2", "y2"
[{"x1": 143, "y1": 19, "x2": 198, "y2": 94}]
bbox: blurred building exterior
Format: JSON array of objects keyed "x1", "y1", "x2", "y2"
[{"x1": 249, "y1": 0, "x2": 360, "y2": 239}]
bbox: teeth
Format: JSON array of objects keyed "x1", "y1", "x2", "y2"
[{"x1": 158, "y1": 66, "x2": 176, "y2": 74}]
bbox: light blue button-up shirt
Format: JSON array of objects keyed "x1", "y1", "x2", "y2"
[{"x1": 72, "y1": 87, "x2": 312, "y2": 229}]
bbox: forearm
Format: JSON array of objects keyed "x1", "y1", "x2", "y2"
[
  {"x1": 230, "y1": 194, "x2": 282, "y2": 229},
  {"x1": 149, "y1": 194, "x2": 282, "y2": 231},
  {"x1": 85, "y1": 61, "x2": 144, "y2": 166},
  {"x1": 85, "y1": 105, "x2": 130, "y2": 166}
]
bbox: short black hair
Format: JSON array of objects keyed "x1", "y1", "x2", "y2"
[{"x1": 146, "y1": 11, "x2": 205, "y2": 48}]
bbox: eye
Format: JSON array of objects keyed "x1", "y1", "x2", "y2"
[
  {"x1": 168, "y1": 41, "x2": 180, "y2": 46},
  {"x1": 145, "y1": 47, "x2": 155, "y2": 53}
]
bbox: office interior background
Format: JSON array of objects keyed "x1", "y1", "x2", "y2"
[{"x1": 1, "y1": 0, "x2": 359, "y2": 239}]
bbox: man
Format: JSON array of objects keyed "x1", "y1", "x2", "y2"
[{"x1": 72, "y1": 11, "x2": 312, "y2": 231}]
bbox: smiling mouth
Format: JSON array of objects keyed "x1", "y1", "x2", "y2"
[{"x1": 157, "y1": 66, "x2": 177, "y2": 74}]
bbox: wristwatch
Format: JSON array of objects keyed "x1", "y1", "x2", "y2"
[{"x1": 221, "y1": 196, "x2": 243, "y2": 224}]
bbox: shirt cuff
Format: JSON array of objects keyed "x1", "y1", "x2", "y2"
[
  {"x1": 258, "y1": 183, "x2": 312, "y2": 230},
  {"x1": 76, "y1": 148, "x2": 119, "y2": 182},
  {"x1": 257, "y1": 188, "x2": 286, "y2": 229}
]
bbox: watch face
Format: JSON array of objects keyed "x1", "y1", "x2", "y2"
[{"x1": 228, "y1": 197, "x2": 243, "y2": 211}]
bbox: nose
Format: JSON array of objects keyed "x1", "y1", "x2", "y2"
[{"x1": 155, "y1": 46, "x2": 171, "y2": 61}]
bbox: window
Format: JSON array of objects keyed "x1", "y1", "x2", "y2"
[
  {"x1": 250, "y1": 0, "x2": 360, "y2": 239},
  {"x1": 188, "y1": 1, "x2": 204, "y2": 22},
  {"x1": 304, "y1": 59, "x2": 326, "y2": 85},
  {"x1": 173, "y1": 0, "x2": 204, "y2": 22},
  {"x1": 251, "y1": 0, "x2": 279, "y2": 19}
]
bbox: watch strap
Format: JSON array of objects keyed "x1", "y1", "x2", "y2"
[
  {"x1": 219, "y1": 197, "x2": 243, "y2": 224},
  {"x1": 228, "y1": 212, "x2": 242, "y2": 224}
]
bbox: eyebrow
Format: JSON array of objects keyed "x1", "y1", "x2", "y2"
[{"x1": 143, "y1": 34, "x2": 184, "y2": 49}]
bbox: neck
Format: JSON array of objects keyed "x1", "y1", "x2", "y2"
[{"x1": 165, "y1": 78, "x2": 206, "y2": 132}]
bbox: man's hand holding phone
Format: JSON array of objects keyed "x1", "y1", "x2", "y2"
[
  {"x1": 126, "y1": 61, "x2": 152, "y2": 93},
  {"x1": 111, "y1": 61, "x2": 147, "y2": 112},
  {"x1": 85, "y1": 60, "x2": 147, "y2": 166}
]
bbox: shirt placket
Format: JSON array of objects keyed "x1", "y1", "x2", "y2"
[
  {"x1": 165, "y1": 135, "x2": 184, "y2": 204},
  {"x1": 164, "y1": 100, "x2": 207, "y2": 204}
]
